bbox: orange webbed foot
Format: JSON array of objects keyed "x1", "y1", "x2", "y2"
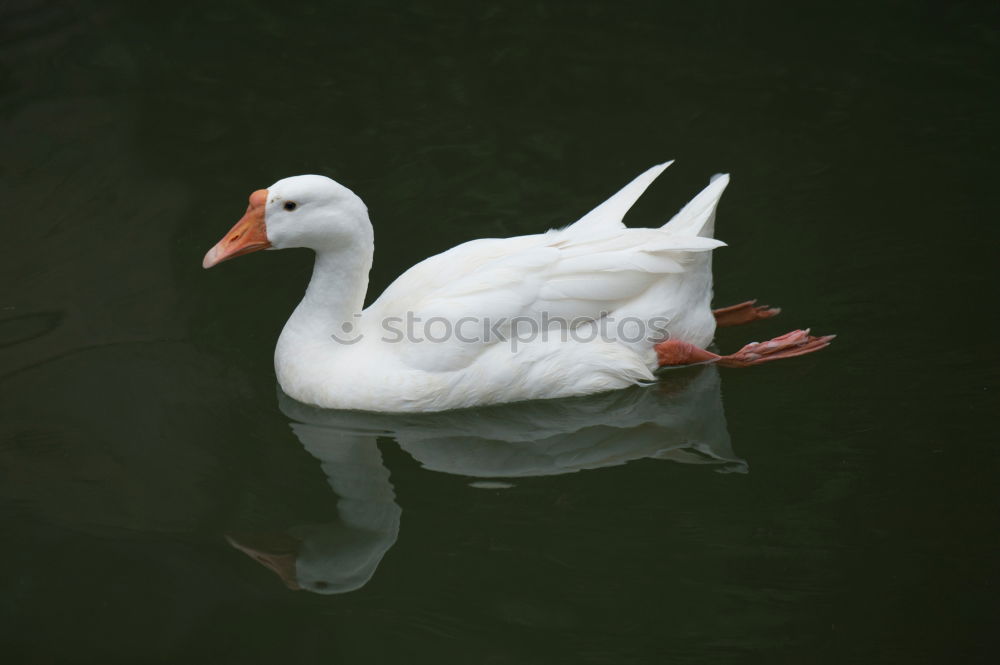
[
  {"x1": 716, "y1": 329, "x2": 836, "y2": 368},
  {"x1": 655, "y1": 329, "x2": 835, "y2": 368},
  {"x1": 713, "y1": 299, "x2": 781, "y2": 327}
]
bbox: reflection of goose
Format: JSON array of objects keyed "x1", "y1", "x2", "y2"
[
  {"x1": 230, "y1": 366, "x2": 743, "y2": 594},
  {"x1": 229, "y1": 435, "x2": 399, "y2": 595}
]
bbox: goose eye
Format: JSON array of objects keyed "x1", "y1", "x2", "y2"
[{"x1": 284, "y1": 201, "x2": 298, "y2": 211}]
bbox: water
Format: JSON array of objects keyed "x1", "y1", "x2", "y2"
[{"x1": 1, "y1": 1, "x2": 997, "y2": 662}]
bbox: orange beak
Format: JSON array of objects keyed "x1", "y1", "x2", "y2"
[
  {"x1": 202, "y1": 189, "x2": 272, "y2": 269},
  {"x1": 226, "y1": 531, "x2": 302, "y2": 591}
]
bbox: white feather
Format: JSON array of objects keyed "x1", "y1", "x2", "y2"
[{"x1": 268, "y1": 164, "x2": 732, "y2": 412}]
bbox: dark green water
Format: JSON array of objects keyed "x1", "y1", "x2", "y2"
[{"x1": 1, "y1": 1, "x2": 998, "y2": 663}]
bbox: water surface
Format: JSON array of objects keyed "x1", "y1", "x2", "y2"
[{"x1": 1, "y1": 1, "x2": 997, "y2": 663}]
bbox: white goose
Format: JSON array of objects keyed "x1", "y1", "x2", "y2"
[{"x1": 203, "y1": 162, "x2": 832, "y2": 412}]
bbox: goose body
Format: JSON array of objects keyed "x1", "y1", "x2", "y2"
[{"x1": 204, "y1": 162, "x2": 793, "y2": 413}]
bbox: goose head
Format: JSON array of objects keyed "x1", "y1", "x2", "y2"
[{"x1": 202, "y1": 174, "x2": 370, "y2": 269}]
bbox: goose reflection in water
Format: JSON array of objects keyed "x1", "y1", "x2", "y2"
[{"x1": 227, "y1": 365, "x2": 743, "y2": 594}]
